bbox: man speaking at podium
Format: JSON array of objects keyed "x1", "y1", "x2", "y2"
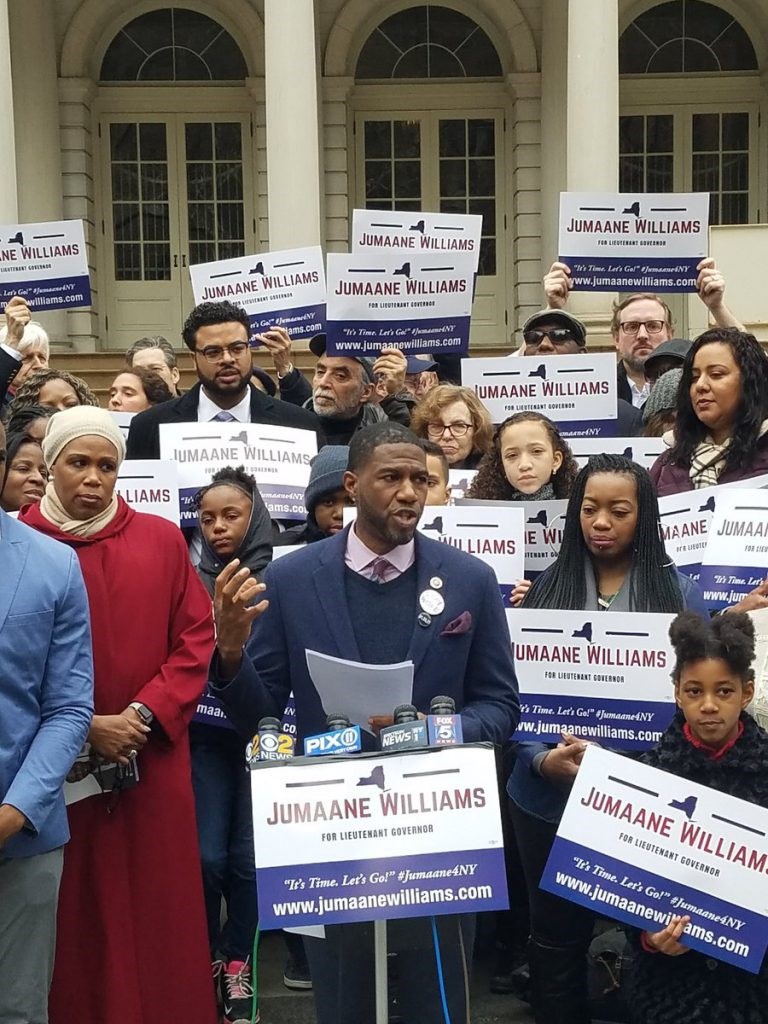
[{"x1": 211, "y1": 420, "x2": 519, "y2": 1023}]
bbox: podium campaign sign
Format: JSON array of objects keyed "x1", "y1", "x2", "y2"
[
  {"x1": 508, "y1": 609, "x2": 677, "y2": 749},
  {"x1": 251, "y1": 744, "x2": 508, "y2": 929},
  {"x1": 543, "y1": 746, "x2": 768, "y2": 972}
]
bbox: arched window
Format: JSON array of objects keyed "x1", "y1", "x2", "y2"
[
  {"x1": 356, "y1": 5, "x2": 502, "y2": 79},
  {"x1": 620, "y1": 0, "x2": 757, "y2": 74},
  {"x1": 101, "y1": 8, "x2": 248, "y2": 82}
]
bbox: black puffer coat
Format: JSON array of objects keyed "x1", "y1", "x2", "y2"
[{"x1": 630, "y1": 713, "x2": 768, "y2": 1024}]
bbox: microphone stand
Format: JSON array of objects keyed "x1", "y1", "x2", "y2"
[{"x1": 374, "y1": 919, "x2": 388, "y2": 1024}]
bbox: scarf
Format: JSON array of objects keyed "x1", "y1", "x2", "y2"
[
  {"x1": 583, "y1": 555, "x2": 634, "y2": 613},
  {"x1": 38, "y1": 480, "x2": 119, "y2": 538},
  {"x1": 196, "y1": 485, "x2": 273, "y2": 596},
  {"x1": 506, "y1": 481, "x2": 556, "y2": 503},
  {"x1": 689, "y1": 418, "x2": 768, "y2": 489},
  {"x1": 689, "y1": 436, "x2": 730, "y2": 489}
]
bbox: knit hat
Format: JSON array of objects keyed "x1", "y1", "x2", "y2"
[
  {"x1": 642, "y1": 367, "x2": 683, "y2": 424},
  {"x1": 41, "y1": 405, "x2": 127, "y2": 470},
  {"x1": 304, "y1": 445, "x2": 349, "y2": 514}
]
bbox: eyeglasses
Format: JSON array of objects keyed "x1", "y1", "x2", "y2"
[
  {"x1": 619, "y1": 320, "x2": 667, "y2": 335},
  {"x1": 194, "y1": 341, "x2": 250, "y2": 363},
  {"x1": 523, "y1": 328, "x2": 578, "y2": 349},
  {"x1": 426, "y1": 421, "x2": 473, "y2": 439}
]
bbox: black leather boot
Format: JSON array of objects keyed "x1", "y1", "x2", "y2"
[{"x1": 527, "y1": 938, "x2": 591, "y2": 1024}]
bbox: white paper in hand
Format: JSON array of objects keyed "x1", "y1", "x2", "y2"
[{"x1": 305, "y1": 649, "x2": 414, "y2": 734}]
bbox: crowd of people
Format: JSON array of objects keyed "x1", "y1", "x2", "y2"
[{"x1": 3, "y1": 252, "x2": 768, "y2": 1024}]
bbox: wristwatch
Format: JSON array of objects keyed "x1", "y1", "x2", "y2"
[
  {"x1": 129, "y1": 702, "x2": 154, "y2": 726},
  {"x1": 276, "y1": 362, "x2": 294, "y2": 380}
]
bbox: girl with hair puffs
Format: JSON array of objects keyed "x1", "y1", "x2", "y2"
[
  {"x1": 467, "y1": 412, "x2": 578, "y2": 502},
  {"x1": 506, "y1": 455, "x2": 708, "y2": 1024},
  {"x1": 630, "y1": 611, "x2": 768, "y2": 1024}
]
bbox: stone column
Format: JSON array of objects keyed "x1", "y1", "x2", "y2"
[
  {"x1": 10, "y1": 0, "x2": 66, "y2": 338},
  {"x1": 0, "y1": 0, "x2": 17, "y2": 223},
  {"x1": 58, "y1": 77, "x2": 98, "y2": 351},
  {"x1": 263, "y1": 0, "x2": 322, "y2": 249},
  {"x1": 539, "y1": 0, "x2": 568, "y2": 278},
  {"x1": 566, "y1": 0, "x2": 619, "y2": 336}
]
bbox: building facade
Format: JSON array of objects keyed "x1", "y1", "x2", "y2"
[{"x1": 2, "y1": 0, "x2": 767, "y2": 351}]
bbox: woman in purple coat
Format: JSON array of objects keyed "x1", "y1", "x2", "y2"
[{"x1": 650, "y1": 327, "x2": 768, "y2": 496}]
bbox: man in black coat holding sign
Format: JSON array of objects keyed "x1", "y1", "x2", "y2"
[{"x1": 126, "y1": 301, "x2": 323, "y2": 460}]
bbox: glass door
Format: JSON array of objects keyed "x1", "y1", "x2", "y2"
[
  {"x1": 101, "y1": 113, "x2": 255, "y2": 350},
  {"x1": 355, "y1": 109, "x2": 506, "y2": 348}
]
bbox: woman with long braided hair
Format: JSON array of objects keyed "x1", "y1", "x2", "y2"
[{"x1": 507, "y1": 455, "x2": 708, "y2": 1024}]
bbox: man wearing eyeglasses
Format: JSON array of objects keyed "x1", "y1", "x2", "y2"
[
  {"x1": 543, "y1": 258, "x2": 743, "y2": 410},
  {"x1": 518, "y1": 308, "x2": 643, "y2": 435},
  {"x1": 126, "y1": 300, "x2": 323, "y2": 460}
]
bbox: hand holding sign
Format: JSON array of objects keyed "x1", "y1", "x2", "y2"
[
  {"x1": 727, "y1": 576, "x2": 768, "y2": 614},
  {"x1": 257, "y1": 327, "x2": 294, "y2": 377},
  {"x1": 540, "y1": 732, "x2": 589, "y2": 784},
  {"x1": 643, "y1": 915, "x2": 691, "y2": 957},
  {"x1": 4, "y1": 295, "x2": 31, "y2": 347},
  {"x1": 543, "y1": 261, "x2": 572, "y2": 310},
  {"x1": 372, "y1": 346, "x2": 407, "y2": 396}
]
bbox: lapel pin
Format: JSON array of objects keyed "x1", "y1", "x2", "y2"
[
  {"x1": 418, "y1": 611, "x2": 432, "y2": 628},
  {"x1": 429, "y1": 576, "x2": 443, "y2": 590},
  {"x1": 419, "y1": 589, "x2": 445, "y2": 616}
]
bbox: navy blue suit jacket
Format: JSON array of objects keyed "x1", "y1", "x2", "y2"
[{"x1": 213, "y1": 526, "x2": 520, "y2": 746}]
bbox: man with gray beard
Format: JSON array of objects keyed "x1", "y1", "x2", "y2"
[{"x1": 261, "y1": 329, "x2": 412, "y2": 446}]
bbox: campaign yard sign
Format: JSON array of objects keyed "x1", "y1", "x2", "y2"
[
  {"x1": 159, "y1": 421, "x2": 317, "y2": 522},
  {"x1": 507, "y1": 609, "x2": 676, "y2": 749},
  {"x1": 325, "y1": 251, "x2": 475, "y2": 357},
  {"x1": 457, "y1": 497, "x2": 567, "y2": 580},
  {"x1": 657, "y1": 486, "x2": 718, "y2": 584},
  {"x1": 250, "y1": 744, "x2": 508, "y2": 929},
  {"x1": 699, "y1": 488, "x2": 768, "y2": 609},
  {"x1": 418, "y1": 505, "x2": 525, "y2": 603},
  {"x1": 189, "y1": 245, "x2": 325, "y2": 341},
  {"x1": 352, "y1": 209, "x2": 482, "y2": 271},
  {"x1": 543, "y1": 746, "x2": 768, "y2": 973},
  {"x1": 461, "y1": 353, "x2": 618, "y2": 437},
  {"x1": 0, "y1": 219, "x2": 90, "y2": 310},
  {"x1": 558, "y1": 192, "x2": 709, "y2": 292},
  {"x1": 116, "y1": 459, "x2": 180, "y2": 525},
  {"x1": 569, "y1": 436, "x2": 665, "y2": 472}
]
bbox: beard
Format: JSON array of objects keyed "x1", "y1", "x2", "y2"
[
  {"x1": 355, "y1": 490, "x2": 419, "y2": 549},
  {"x1": 200, "y1": 368, "x2": 250, "y2": 399},
  {"x1": 624, "y1": 351, "x2": 650, "y2": 375},
  {"x1": 312, "y1": 384, "x2": 366, "y2": 420}
]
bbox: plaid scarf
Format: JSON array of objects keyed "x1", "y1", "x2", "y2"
[{"x1": 689, "y1": 436, "x2": 730, "y2": 488}]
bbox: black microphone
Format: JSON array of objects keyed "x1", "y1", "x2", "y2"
[
  {"x1": 427, "y1": 695, "x2": 463, "y2": 746},
  {"x1": 380, "y1": 703, "x2": 428, "y2": 751},
  {"x1": 304, "y1": 713, "x2": 363, "y2": 756},
  {"x1": 247, "y1": 715, "x2": 295, "y2": 764}
]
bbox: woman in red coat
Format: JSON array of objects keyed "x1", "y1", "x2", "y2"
[{"x1": 20, "y1": 406, "x2": 217, "y2": 1024}]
